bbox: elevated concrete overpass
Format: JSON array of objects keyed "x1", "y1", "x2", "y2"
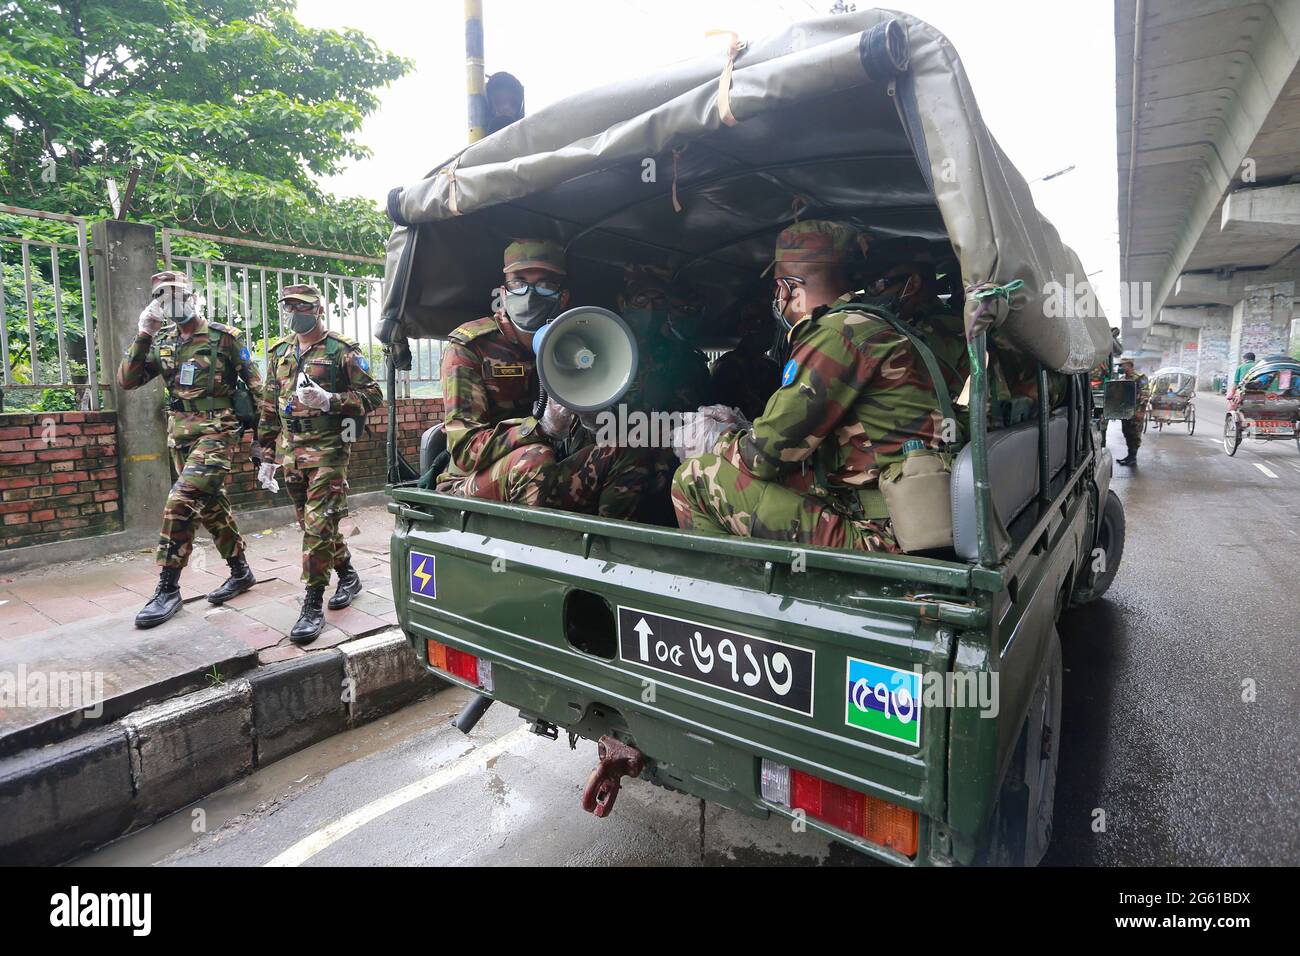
[{"x1": 1116, "y1": 0, "x2": 1300, "y2": 386}]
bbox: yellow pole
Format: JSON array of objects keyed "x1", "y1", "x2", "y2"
[{"x1": 465, "y1": 0, "x2": 486, "y2": 144}]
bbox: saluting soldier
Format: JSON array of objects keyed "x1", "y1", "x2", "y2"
[
  {"x1": 118, "y1": 271, "x2": 263, "y2": 629},
  {"x1": 257, "y1": 285, "x2": 382, "y2": 645}
]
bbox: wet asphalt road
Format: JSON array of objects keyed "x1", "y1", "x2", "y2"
[{"x1": 79, "y1": 393, "x2": 1297, "y2": 867}]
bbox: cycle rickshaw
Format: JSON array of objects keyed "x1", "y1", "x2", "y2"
[
  {"x1": 1223, "y1": 355, "x2": 1300, "y2": 456},
  {"x1": 1143, "y1": 366, "x2": 1196, "y2": 435}
]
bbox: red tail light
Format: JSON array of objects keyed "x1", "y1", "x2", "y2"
[
  {"x1": 761, "y1": 759, "x2": 919, "y2": 857},
  {"x1": 426, "y1": 639, "x2": 494, "y2": 690}
]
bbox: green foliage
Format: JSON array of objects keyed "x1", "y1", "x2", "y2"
[{"x1": 0, "y1": 0, "x2": 411, "y2": 259}]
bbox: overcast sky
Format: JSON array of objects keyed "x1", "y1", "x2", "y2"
[{"x1": 295, "y1": 0, "x2": 1120, "y2": 316}]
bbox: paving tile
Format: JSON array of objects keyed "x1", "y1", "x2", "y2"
[
  {"x1": 258, "y1": 644, "x2": 305, "y2": 665},
  {"x1": 0, "y1": 608, "x2": 57, "y2": 639},
  {"x1": 301, "y1": 625, "x2": 351, "y2": 650},
  {"x1": 204, "y1": 608, "x2": 284, "y2": 651},
  {"x1": 218, "y1": 577, "x2": 300, "y2": 610},
  {"x1": 239, "y1": 600, "x2": 301, "y2": 634},
  {"x1": 350, "y1": 591, "x2": 395, "y2": 617},
  {"x1": 322, "y1": 605, "x2": 386, "y2": 638},
  {"x1": 24, "y1": 595, "x2": 108, "y2": 626},
  {"x1": 88, "y1": 589, "x2": 144, "y2": 612}
]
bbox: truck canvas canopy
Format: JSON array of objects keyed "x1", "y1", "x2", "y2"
[{"x1": 379, "y1": 8, "x2": 1112, "y2": 373}]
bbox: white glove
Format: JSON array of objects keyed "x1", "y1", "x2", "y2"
[
  {"x1": 671, "y1": 412, "x2": 730, "y2": 461},
  {"x1": 696, "y1": 403, "x2": 750, "y2": 430},
  {"x1": 295, "y1": 375, "x2": 333, "y2": 411},
  {"x1": 138, "y1": 299, "x2": 165, "y2": 336},
  {"x1": 539, "y1": 398, "x2": 576, "y2": 439},
  {"x1": 257, "y1": 461, "x2": 280, "y2": 494}
]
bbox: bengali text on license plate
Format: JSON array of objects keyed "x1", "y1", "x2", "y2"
[{"x1": 617, "y1": 607, "x2": 814, "y2": 715}]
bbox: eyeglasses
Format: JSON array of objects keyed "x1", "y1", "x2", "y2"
[
  {"x1": 279, "y1": 300, "x2": 319, "y2": 313},
  {"x1": 774, "y1": 275, "x2": 806, "y2": 300},
  {"x1": 867, "y1": 274, "x2": 909, "y2": 296},
  {"x1": 504, "y1": 278, "x2": 564, "y2": 297}
]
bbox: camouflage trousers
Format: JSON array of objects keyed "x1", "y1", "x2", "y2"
[
  {"x1": 1120, "y1": 419, "x2": 1142, "y2": 453},
  {"x1": 437, "y1": 441, "x2": 658, "y2": 518},
  {"x1": 158, "y1": 434, "x2": 244, "y2": 570},
  {"x1": 671, "y1": 453, "x2": 899, "y2": 552},
  {"x1": 285, "y1": 463, "x2": 351, "y2": 588}
]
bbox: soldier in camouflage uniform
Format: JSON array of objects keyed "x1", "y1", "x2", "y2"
[
  {"x1": 615, "y1": 266, "x2": 715, "y2": 523},
  {"x1": 1115, "y1": 357, "x2": 1149, "y2": 466},
  {"x1": 436, "y1": 239, "x2": 655, "y2": 517},
  {"x1": 118, "y1": 271, "x2": 263, "y2": 628},
  {"x1": 671, "y1": 221, "x2": 950, "y2": 552},
  {"x1": 257, "y1": 284, "x2": 383, "y2": 644},
  {"x1": 710, "y1": 299, "x2": 780, "y2": 423}
]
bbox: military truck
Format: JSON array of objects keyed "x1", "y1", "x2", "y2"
[{"x1": 375, "y1": 11, "x2": 1131, "y2": 865}]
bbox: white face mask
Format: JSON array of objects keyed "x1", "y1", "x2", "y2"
[{"x1": 159, "y1": 289, "x2": 194, "y2": 320}]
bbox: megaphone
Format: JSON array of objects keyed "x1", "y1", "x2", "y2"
[{"x1": 533, "y1": 307, "x2": 639, "y2": 412}]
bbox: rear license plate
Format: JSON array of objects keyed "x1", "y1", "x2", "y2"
[
  {"x1": 617, "y1": 606, "x2": 815, "y2": 715},
  {"x1": 1249, "y1": 420, "x2": 1289, "y2": 433}
]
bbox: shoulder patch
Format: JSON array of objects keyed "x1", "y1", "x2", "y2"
[
  {"x1": 781, "y1": 359, "x2": 799, "y2": 387},
  {"x1": 448, "y1": 315, "x2": 502, "y2": 346}
]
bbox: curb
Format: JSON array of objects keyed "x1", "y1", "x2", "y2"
[{"x1": 0, "y1": 628, "x2": 443, "y2": 865}]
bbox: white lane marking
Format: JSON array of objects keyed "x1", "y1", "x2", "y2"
[
  {"x1": 263, "y1": 723, "x2": 533, "y2": 867},
  {"x1": 1253, "y1": 463, "x2": 1279, "y2": 479}
]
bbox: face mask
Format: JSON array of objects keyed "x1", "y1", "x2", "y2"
[
  {"x1": 505, "y1": 291, "x2": 561, "y2": 333},
  {"x1": 161, "y1": 292, "x2": 193, "y2": 320},
  {"x1": 289, "y1": 310, "x2": 318, "y2": 335},
  {"x1": 771, "y1": 295, "x2": 794, "y2": 333}
]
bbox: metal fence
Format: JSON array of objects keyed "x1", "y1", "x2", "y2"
[
  {"x1": 161, "y1": 228, "x2": 440, "y2": 398},
  {"x1": 0, "y1": 204, "x2": 101, "y2": 410}
]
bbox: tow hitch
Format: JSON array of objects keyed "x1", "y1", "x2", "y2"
[{"x1": 580, "y1": 736, "x2": 644, "y2": 818}]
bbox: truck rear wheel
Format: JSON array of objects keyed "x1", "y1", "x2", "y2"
[
  {"x1": 978, "y1": 630, "x2": 1063, "y2": 866},
  {"x1": 1071, "y1": 490, "x2": 1125, "y2": 605}
]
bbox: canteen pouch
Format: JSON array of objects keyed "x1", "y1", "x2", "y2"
[{"x1": 879, "y1": 450, "x2": 954, "y2": 553}]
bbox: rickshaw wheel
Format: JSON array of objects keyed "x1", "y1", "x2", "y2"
[
  {"x1": 1187, "y1": 405, "x2": 1196, "y2": 435},
  {"x1": 1223, "y1": 414, "x2": 1241, "y2": 456}
]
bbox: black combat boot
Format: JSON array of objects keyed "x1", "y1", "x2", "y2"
[
  {"x1": 1117, "y1": 451, "x2": 1138, "y2": 466},
  {"x1": 207, "y1": 553, "x2": 257, "y2": 605},
  {"x1": 290, "y1": 585, "x2": 326, "y2": 645},
  {"x1": 135, "y1": 567, "x2": 183, "y2": 629},
  {"x1": 327, "y1": 561, "x2": 363, "y2": 610}
]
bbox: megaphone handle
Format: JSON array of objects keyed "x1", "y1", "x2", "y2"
[{"x1": 533, "y1": 383, "x2": 549, "y2": 420}]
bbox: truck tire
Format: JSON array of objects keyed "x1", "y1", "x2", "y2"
[
  {"x1": 1071, "y1": 490, "x2": 1125, "y2": 605},
  {"x1": 978, "y1": 629, "x2": 1063, "y2": 866}
]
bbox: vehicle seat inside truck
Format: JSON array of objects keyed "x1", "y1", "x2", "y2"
[{"x1": 949, "y1": 408, "x2": 1069, "y2": 562}]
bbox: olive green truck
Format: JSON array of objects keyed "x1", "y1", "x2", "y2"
[{"x1": 376, "y1": 12, "x2": 1130, "y2": 865}]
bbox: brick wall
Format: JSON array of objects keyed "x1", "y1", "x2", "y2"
[
  {"x1": 224, "y1": 397, "x2": 443, "y2": 511},
  {"x1": 0, "y1": 411, "x2": 123, "y2": 548}
]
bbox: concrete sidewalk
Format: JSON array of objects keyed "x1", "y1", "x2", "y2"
[
  {"x1": 0, "y1": 500, "x2": 453, "y2": 864},
  {"x1": 0, "y1": 502, "x2": 403, "y2": 755}
]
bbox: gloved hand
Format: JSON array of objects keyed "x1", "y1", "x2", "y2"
[
  {"x1": 539, "y1": 398, "x2": 576, "y2": 439},
  {"x1": 137, "y1": 299, "x2": 165, "y2": 336},
  {"x1": 671, "y1": 412, "x2": 730, "y2": 461},
  {"x1": 295, "y1": 375, "x2": 333, "y2": 411},
  {"x1": 257, "y1": 461, "x2": 280, "y2": 494},
  {"x1": 696, "y1": 403, "x2": 750, "y2": 430}
]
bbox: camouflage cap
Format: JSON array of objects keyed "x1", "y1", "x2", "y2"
[
  {"x1": 278, "y1": 284, "x2": 322, "y2": 304},
  {"x1": 774, "y1": 220, "x2": 864, "y2": 265},
  {"x1": 503, "y1": 239, "x2": 566, "y2": 275},
  {"x1": 150, "y1": 271, "x2": 191, "y2": 293}
]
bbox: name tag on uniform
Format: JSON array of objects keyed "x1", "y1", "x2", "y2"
[
  {"x1": 177, "y1": 361, "x2": 198, "y2": 386},
  {"x1": 492, "y1": 364, "x2": 525, "y2": 378}
]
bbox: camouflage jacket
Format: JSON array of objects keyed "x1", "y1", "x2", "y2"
[
  {"x1": 117, "y1": 319, "x2": 262, "y2": 445},
  {"x1": 710, "y1": 347, "x2": 780, "y2": 422},
  {"x1": 257, "y1": 331, "x2": 382, "y2": 469},
  {"x1": 440, "y1": 313, "x2": 546, "y2": 478},
  {"x1": 715, "y1": 294, "x2": 946, "y2": 501}
]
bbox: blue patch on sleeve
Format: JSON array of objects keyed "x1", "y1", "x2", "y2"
[
  {"x1": 357, "y1": 356, "x2": 369, "y2": 372},
  {"x1": 781, "y1": 359, "x2": 798, "y2": 387},
  {"x1": 240, "y1": 346, "x2": 251, "y2": 361}
]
